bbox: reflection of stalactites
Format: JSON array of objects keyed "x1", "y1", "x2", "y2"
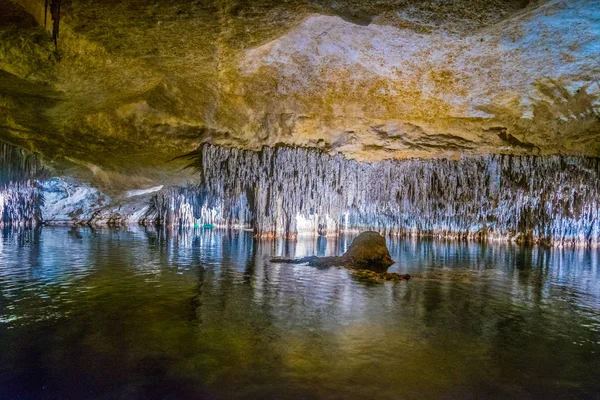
[
  {"x1": 188, "y1": 266, "x2": 206, "y2": 324},
  {"x1": 50, "y1": 0, "x2": 61, "y2": 50}
]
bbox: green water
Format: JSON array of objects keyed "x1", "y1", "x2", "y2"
[{"x1": 1, "y1": 228, "x2": 599, "y2": 399}]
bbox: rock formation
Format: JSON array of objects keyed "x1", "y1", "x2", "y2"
[
  {"x1": 340, "y1": 231, "x2": 395, "y2": 270},
  {"x1": 187, "y1": 143, "x2": 600, "y2": 246},
  {"x1": 3, "y1": 141, "x2": 600, "y2": 247},
  {"x1": 0, "y1": 0, "x2": 599, "y2": 246},
  {"x1": 271, "y1": 231, "x2": 403, "y2": 276},
  {"x1": 1, "y1": 0, "x2": 598, "y2": 169},
  {"x1": 0, "y1": 142, "x2": 45, "y2": 227}
]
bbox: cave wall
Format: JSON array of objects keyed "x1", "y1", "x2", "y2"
[{"x1": 2, "y1": 141, "x2": 599, "y2": 246}]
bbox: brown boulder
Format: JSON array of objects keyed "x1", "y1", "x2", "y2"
[{"x1": 343, "y1": 231, "x2": 394, "y2": 271}]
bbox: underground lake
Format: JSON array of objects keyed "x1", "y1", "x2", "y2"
[
  {"x1": 2, "y1": 0, "x2": 600, "y2": 397},
  {"x1": 1, "y1": 228, "x2": 600, "y2": 399}
]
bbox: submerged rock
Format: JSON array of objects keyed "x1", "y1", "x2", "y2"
[
  {"x1": 271, "y1": 231, "x2": 400, "y2": 276},
  {"x1": 271, "y1": 255, "x2": 347, "y2": 268},
  {"x1": 352, "y1": 270, "x2": 411, "y2": 283}
]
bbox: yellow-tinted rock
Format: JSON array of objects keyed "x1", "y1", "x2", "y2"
[{"x1": 1, "y1": 0, "x2": 598, "y2": 184}]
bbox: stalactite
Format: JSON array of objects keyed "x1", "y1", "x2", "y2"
[
  {"x1": 0, "y1": 142, "x2": 47, "y2": 186},
  {"x1": 147, "y1": 187, "x2": 206, "y2": 228},
  {"x1": 177, "y1": 143, "x2": 600, "y2": 246},
  {"x1": 0, "y1": 142, "x2": 46, "y2": 227},
  {"x1": 50, "y1": 0, "x2": 61, "y2": 50},
  {"x1": 44, "y1": 0, "x2": 48, "y2": 28},
  {"x1": 147, "y1": 186, "x2": 253, "y2": 229}
]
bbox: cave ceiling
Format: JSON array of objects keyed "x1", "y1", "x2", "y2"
[{"x1": 1, "y1": 0, "x2": 599, "y2": 184}]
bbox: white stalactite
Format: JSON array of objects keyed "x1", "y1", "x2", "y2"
[{"x1": 174, "y1": 143, "x2": 600, "y2": 245}]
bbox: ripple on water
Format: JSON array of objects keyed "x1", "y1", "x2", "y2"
[{"x1": 0, "y1": 227, "x2": 600, "y2": 399}]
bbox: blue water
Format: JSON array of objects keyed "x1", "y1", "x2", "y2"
[{"x1": 1, "y1": 227, "x2": 600, "y2": 399}]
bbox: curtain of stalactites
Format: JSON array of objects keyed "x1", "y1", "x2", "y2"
[{"x1": 0, "y1": 142, "x2": 46, "y2": 227}]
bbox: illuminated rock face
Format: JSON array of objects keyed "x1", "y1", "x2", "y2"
[{"x1": 235, "y1": 3, "x2": 600, "y2": 159}]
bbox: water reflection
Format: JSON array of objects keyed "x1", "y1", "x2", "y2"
[{"x1": 1, "y1": 227, "x2": 600, "y2": 399}]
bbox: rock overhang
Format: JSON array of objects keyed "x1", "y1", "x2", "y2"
[{"x1": 0, "y1": 0, "x2": 598, "y2": 181}]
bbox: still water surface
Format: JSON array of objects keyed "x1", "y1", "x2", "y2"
[{"x1": 1, "y1": 227, "x2": 600, "y2": 399}]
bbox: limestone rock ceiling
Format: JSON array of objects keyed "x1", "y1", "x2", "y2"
[{"x1": 1, "y1": 0, "x2": 599, "y2": 177}]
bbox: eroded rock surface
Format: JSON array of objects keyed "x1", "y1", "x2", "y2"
[{"x1": 0, "y1": 0, "x2": 598, "y2": 180}]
